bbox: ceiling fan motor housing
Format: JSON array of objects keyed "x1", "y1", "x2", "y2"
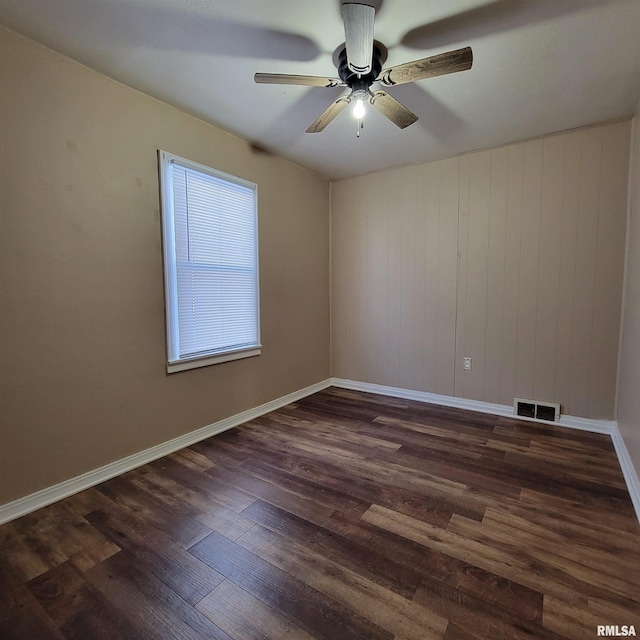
[{"x1": 337, "y1": 45, "x2": 383, "y2": 91}]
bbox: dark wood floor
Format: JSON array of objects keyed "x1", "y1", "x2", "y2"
[{"x1": 2, "y1": 387, "x2": 640, "y2": 640}]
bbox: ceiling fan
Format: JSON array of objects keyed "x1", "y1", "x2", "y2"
[{"x1": 254, "y1": 3, "x2": 473, "y2": 133}]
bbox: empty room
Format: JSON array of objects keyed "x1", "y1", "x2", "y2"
[{"x1": 2, "y1": 1, "x2": 640, "y2": 639}]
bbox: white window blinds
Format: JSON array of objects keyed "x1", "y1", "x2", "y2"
[{"x1": 159, "y1": 151, "x2": 260, "y2": 372}]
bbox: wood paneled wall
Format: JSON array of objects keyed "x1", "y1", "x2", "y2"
[
  {"x1": 331, "y1": 121, "x2": 630, "y2": 419},
  {"x1": 617, "y1": 103, "x2": 640, "y2": 469}
]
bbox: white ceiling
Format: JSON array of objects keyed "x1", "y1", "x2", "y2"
[{"x1": 2, "y1": 0, "x2": 640, "y2": 179}]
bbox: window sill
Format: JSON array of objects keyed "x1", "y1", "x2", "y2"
[{"x1": 167, "y1": 346, "x2": 261, "y2": 373}]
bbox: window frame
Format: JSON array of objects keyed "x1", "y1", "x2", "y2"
[{"x1": 158, "y1": 150, "x2": 261, "y2": 373}]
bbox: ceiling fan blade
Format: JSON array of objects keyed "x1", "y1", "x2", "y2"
[
  {"x1": 254, "y1": 73, "x2": 345, "y2": 88},
  {"x1": 377, "y1": 47, "x2": 472, "y2": 87},
  {"x1": 342, "y1": 3, "x2": 375, "y2": 75},
  {"x1": 401, "y1": 0, "x2": 610, "y2": 52},
  {"x1": 306, "y1": 96, "x2": 351, "y2": 133},
  {"x1": 370, "y1": 91, "x2": 418, "y2": 129}
]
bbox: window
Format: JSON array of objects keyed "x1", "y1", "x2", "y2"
[{"x1": 158, "y1": 150, "x2": 260, "y2": 373}]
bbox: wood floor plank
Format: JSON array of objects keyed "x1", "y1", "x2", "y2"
[
  {"x1": 237, "y1": 457, "x2": 371, "y2": 518},
  {"x1": 189, "y1": 529, "x2": 393, "y2": 640},
  {"x1": 413, "y1": 581, "x2": 559, "y2": 640},
  {"x1": 230, "y1": 414, "x2": 474, "y2": 502},
  {"x1": 235, "y1": 523, "x2": 448, "y2": 640},
  {"x1": 0, "y1": 565, "x2": 67, "y2": 640},
  {"x1": 587, "y1": 596, "x2": 640, "y2": 626},
  {"x1": 234, "y1": 443, "x2": 466, "y2": 527},
  {"x1": 481, "y1": 507, "x2": 640, "y2": 582},
  {"x1": 241, "y1": 499, "x2": 422, "y2": 599},
  {"x1": 445, "y1": 513, "x2": 640, "y2": 605},
  {"x1": 26, "y1": 559, "x2": 141, "y2": 640},
  {"x1": 467, "y1": 491, "x2": 640, "y2": 553},
  {"x1": 386, "y1": 446, "x2": 523, "y2": 499},
  {"x1": 62, "y1": 487, "x2": 119, "y2": 517},
  {"x1": 96, "y1": 472, "x2": 213, "y2": 548},
  {"x1": 259, "y1": 411, "x2": 404, "y2": 452},
  {"x1": 0, "y1": 521, "x2": 64, "y2": 582},
  {"x1": 367, "y1": 417, "x2": 499, "y2": 464},
  {"x1": 203, "y1": 464, "x2": 337, "y2": 526},
  {"x1": 361, "y1": 503, "x2": 593, "y2": 607},
  {"x1": 196, "y1": 579, "x2": 317, "y2": 640},
  {"x1": 19, "y1": 503, "x2": 116, "y2": 563},
  {"x1": 170, "y1": 448, "x2": 216, "y2": 472},
  {"x1": 325, "y1": 508, "x2": 543, "y2": 622},
  {"x1": 86, "y1": 550, "x2": 234, "y2": 640},
  {"x1": 492, "y1": 417, "x2": 613, "y2": 447},
  {"x1": 127, "y1": 465, "x2": 256, "y2": 540},
  {"x1": 519, "y1": 487, "x2": 639, "y2": 532},
  {"x1": 1, "y1": 386, "x2": 638, "y2": 639},
  {"x1": 442, "y1": 622, "x2": 485, "y2": 640},
  {"x1": 188, "y1": 431, "x2": 251, "y2": 468},
  {"x1": 147, "y1": 455, "x2": 256, "y2": 513},
  {"x1": 84, "y1": 505, "x2": 224, "y2": 605},
  {"x1": 542, "y1": 596, "x2": 611, "y2": 640}
]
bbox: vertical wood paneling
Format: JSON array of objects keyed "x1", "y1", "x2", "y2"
[
  {"x1": 589, "y1": 121, "x2": 631, "y2": 417},
  {"x1": 364, "y1": 174, "x2": 380, "y2": 379},
  {"x1": 554, "y1": 130, "x2": 581, "y2": 412},
  {"x1": 533, "y1": 134, "x2": 565, "y2": 403},
  {"x1": 569, "y1": 127, "x2": 602, "y2": 417},
  {"x1": 500, "y1": 143, "x2": 524, "y2": 404},
  {"x1": 331, "y1": 121, "x2": 630, "y2": 419},
  {"x1": 484, "y1": 147, "x2": 509, "y2": 403},
  {"x1": 386, "y1": 170, "x2": 403, "y2": 388},
  {"x1": 617, "y1": 106, "x2": 640, "y2": 468},
  {"x1": 464, "y1": 152, "x2": 492, "y2": 401},
  {"x1": 347, "y1": 182, "x2": 361, "y2": 383},
  {"x1": 348, "y1": 181, "x2": 360, "y2": 384},
  {"x1": 399, "y1": 166, "x2": 418, "y2": 391},
  {"x1": 436, "y1": 157, "x2": 459, "y2": 396},
  {"x1": 334, "y1": 180, "x2": 352, "y2": 381},
  {"x1": 515, "y1": 139, "x2": 544, "y2": 401},
  {"x1": 423, "y1": 161, "x2": 441, "y2": 393},
  {"x1": 454, "y1": 155, "x2": 471, "y2": 398},
  {"x1": 413, "y1": 165, "x2": 428, "y2": 390},
  {"x1": 375, "y1": 174, "x2": 390, "y2": 384},
  {"x1": 330, "y1": 182, "x2": 347, "y2": 378}
]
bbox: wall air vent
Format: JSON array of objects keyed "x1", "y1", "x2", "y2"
[{"x1": 514, "y1": 397, "x2": 560, "y2": 422}]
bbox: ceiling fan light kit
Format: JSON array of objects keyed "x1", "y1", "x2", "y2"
[
  {"x1": 352, "y1": 95, "x2": 366, "y2": 119},
  {"x1": 254, "y1": 2, "x2": 473, "y2": 134}
]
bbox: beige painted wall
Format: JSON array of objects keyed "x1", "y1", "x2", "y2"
[
  {"x1": 617, "y1": 97, "x2": 640, "y2": 471},
  {"x1": 0, "y1": 27, "x2": 330, "y2": 505},
  {"x1": 332, "y1": 121, "x2": 630, "y2": 419}
]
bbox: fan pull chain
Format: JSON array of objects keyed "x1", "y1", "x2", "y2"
[{"x1": 356, "y1": 119, "x2": 364, "y2": 138}]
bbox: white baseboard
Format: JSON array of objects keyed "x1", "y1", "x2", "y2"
[
  {"x1": 0, "y1": 379, "x2": 332, "y2": 525},
  {"x1": 611, "y1": 424, "x2": 640, "y2": 523},
  {"x1": 330, "y1": 377, "x2": 640, "y2": 523},
  {"x1": 330, "y1": 377, "x2": 616, "y2": 433}
]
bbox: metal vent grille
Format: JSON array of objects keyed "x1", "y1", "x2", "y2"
[{"x1": 514, "y1": 398, "x2": 560, "y2": 422}]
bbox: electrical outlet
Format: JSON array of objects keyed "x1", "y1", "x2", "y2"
[{"x1": 463, "y1": 357, "x2": 472, "y2": 370}]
